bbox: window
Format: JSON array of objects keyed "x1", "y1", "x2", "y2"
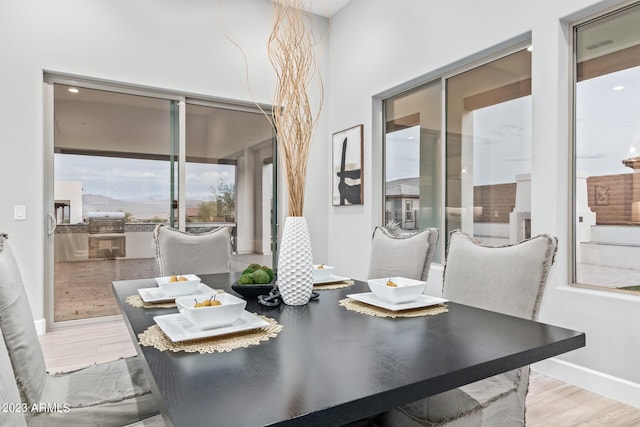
[
  {"x1": 49, "y1": 80, "x2": 276, "y2": 323},
  {"x1": 405, "y1": 200, "x2": 414, "y2": 221},
  {"x1": 384, "y1": 81, "x2": 442, "y2": 257},
  {"x1": 573, "y1": 3, "x2": 640, "y2": 293},
  {"x1": 446, "y1": 49, "x2": 532, "y2": 246},
  {"x1": 54, "y1": 86, "x2": 176, "y2": 224},
  {"x1": 184, "y1": 103, "x2": 274, "y2": 255},
  {"x1": 383, "y1": 46, "x2": 532, "y2": 261}
]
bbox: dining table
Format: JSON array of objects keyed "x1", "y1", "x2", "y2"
[{"x1": 112, "y1": 273, "x2": 585, "y2": 427}]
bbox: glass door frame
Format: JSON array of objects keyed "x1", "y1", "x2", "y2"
[{"x1": 43, "y1": 73, "x2": 277, "y2": 329}]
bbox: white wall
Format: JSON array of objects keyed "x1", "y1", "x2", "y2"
[
  {"x1": 54, "y1": 181, "x2": 83, "y2": 224},
  {"x1": 0, "y1": 0, "x2": 329, "y2": 324},
  {"x1": 327, "y1": 0, "x2": 640, "y2": 408}
]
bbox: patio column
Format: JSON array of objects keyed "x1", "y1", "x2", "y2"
[
  {"x1": 509, "y1": 174, "x2": 531, "y2": 243},
  {"x1": 622, "y1": 156, "x2": 640, "y2": 223}
]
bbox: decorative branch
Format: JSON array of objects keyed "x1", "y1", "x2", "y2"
[{"x1": 268, "y1": 0, "x2": 324, "y2": 217}]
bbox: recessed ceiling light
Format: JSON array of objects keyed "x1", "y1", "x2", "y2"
[
  {"x1": 630, "y1": 146, "x2": 637, "y2": 154},
  {"x1": 408, "y1": 136, "x2": 415, "y2": 140},
  {"x1": 613, "y1": 85, "x2": 624, "y2": 91},
  {"x1": 68, "y1": 87, "x2": 79, "y2": 94}
]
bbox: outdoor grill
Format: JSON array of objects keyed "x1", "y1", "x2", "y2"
[
  {"x1": 88, "y1": 212, "x2": 126, "y2": 259},
  {"x1": 88, "y1": 212, "x2": 125, "y2": 234}
]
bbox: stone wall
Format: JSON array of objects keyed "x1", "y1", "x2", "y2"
[
  {"x1": 587, "y1": 174, "x2": 634, "y2": 225},
  {"x1": 473, "y1": 183, "x2": 517, "y2": 223},
  {"x1": 472, "y1": 173, "x2": 633, "y2": 225}
]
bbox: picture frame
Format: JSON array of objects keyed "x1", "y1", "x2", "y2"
[{"x1": 332, "y1": 124, "x2": 364, "y2": 206}]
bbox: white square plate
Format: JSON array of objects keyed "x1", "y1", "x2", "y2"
[
  {"x1": 346, "y1": 292, "x2": 448, "y2": 312},
  {"x1": 313, "y1": 274, "x2": 351, "y2": 285},
  {"x1": 154, "y1": 311, "x2": 270, "y2": 343},
  {"x1": 138, "y1": 283, "x2": 218, "y2": 303}
]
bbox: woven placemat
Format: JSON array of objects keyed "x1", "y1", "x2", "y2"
[
  {"x1": 138, "y1": 314, "x2": 283, "y2": 354},
  {"x1": 339, "y1": 298, "x2": 448, "y2": 318},
  {"x1": 126, "y1": 294, "x2": 176, "y2": 309},
  {"x1": 313, "y1": 279, "x2": 354, "y2": 290}
]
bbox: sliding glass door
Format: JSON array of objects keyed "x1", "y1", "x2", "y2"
[
  {"x1": 45, "y1": 77, "x2": 275, "y2": 327},
  {"x1": 184, "y1": 102, "x2": 275, "y2": 258}
]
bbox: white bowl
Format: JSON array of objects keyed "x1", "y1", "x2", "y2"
[
  {"x1": 156, "y1": 274, "x2": 201, "y2": 297},
  {"x1": 367, "y1": 277, "x2": 426, "y2": 304},
  {"x1": 313, "y1": 264, "x2": 335, "y2": 282},
  {"x1": 176, "y1": 293, "x2": 247, "y2": 329}
]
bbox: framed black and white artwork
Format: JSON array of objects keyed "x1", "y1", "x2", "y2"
[{"x1": 332, "y1": 124, "x2": 363, "y2": 206}]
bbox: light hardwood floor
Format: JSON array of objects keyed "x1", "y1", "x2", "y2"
[{"x1": 38, "y1": 320, "x2": 640, "y2": 426}]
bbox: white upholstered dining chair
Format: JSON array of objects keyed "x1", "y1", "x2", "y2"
[
  {"x1": 380, "y1": 229, "x2": 558, "y2": 427},
  {"x1": 0, "y1": 234, "x2": 158, "y2": 426},
  {"x1": 367, "y1": 226, "x2": 439, "y2": 282},
  {"x1": 123, "y1": 414, "x2": 166, "y2": 427},
  {"x1": 153, "y1": 224, "x2": 232, "y2": 276},
  {"x1": 0, "y1": 326, "x2": 27, "y2": 427}
]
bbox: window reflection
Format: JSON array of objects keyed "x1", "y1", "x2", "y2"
[
  {"x1": 446, "y1": 49, "x2": 532, "y2": 245},
  {"x1": 574, "y1": 4, "x2": 640, "y2": 292},
  {"x1": 384, "y1": 81, "x2": 443, "y2": 260}
]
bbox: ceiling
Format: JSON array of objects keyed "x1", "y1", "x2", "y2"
[{"x1": 53, "y1": 84, "x2": 274, "y2": 161}]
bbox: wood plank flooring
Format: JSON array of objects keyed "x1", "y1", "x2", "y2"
[
  {"x1": 527, "y1": 374, "x2": 640, "y2": 426},
  {"x1": 38, "y1": 320, "x2": 640, "y2": 426},
  {"x1": 38, "y1": 319, "x2": 137, "y2": 373}
]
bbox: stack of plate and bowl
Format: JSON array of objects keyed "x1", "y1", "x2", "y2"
[
  {"x1": 175, "y1": 293, "x2": 247, "y2": 330},
  {"x1": 347, "y1": 276, "x2": 448, "y2": 311},
  {"x1": 156, "y1": 274, "x2": 202, "y2": 297},
  {"x1": 147, "y1": 276, "x2": 269, "y2": 342}
]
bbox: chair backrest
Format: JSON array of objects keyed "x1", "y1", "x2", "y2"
[
  {"x1": 443, "y1": 230, "x2": 558, "y2": 320},
  {"x1": 0, "y1": 234, "x2": 48, "y2": 405},
  {"x1": 0, "y1": 327, "x2": 27, "y2": 426},
  {"x1": 153, "y1": 225, "x2": 232, "y2": 276},
  {"x1": 367, "y1": 227, "x2": 439, "y2": 282}
]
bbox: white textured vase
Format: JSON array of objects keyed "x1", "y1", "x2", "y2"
[{"x1": 277, "y1": 216, "x2": 314, "y2": 305}]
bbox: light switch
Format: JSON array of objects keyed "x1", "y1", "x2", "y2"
[{"x1": 14, "y1": 205, "x2": 26, "y2": 220}]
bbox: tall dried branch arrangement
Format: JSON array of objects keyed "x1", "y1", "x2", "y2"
[{"x1": 268, "y1": 0, "x2": 323, "y2": 217}]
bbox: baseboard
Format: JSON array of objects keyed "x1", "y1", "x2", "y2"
[
  {"x1": 533, "y1": 358, "x2": 640, "y2": 409},
  {"x1": 34, "y1": 318, "x2": 46, "y2": 336}
]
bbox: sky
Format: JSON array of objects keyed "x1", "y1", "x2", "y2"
[
  {"x1": 385, "y1": 97, "x2": 532, "y2": 186},
  {"x1": 55, "y1": 155, "x2": 235, "y2": 201},
  {"x1": 576, "y1": 66, "x2": 640, "y2": 175}
]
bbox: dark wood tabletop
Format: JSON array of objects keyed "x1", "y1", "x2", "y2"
[{"x1": 113, "y1": 273, "x2": 585, "y2": 427}]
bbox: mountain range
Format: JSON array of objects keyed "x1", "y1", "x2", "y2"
[{"x1": 82, "y1": 194, "x2": 203, "y2": 220}]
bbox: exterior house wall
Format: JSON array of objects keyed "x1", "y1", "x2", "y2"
[
  {"x1": 588, "y1": 174, "x2": 634, "y2": 224},
  {"x1": 478, "y1": 172, "x2": 640, "y2": 226},
  {"x1": 473, "y1": 183, "x2": 517, "y2": 223},
  {"x1": 468, "y1": 174, "x2": 635, "y2": 225}
]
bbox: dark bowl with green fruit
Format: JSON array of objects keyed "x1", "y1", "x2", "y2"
[{"x1": 231, "y1": 264, "x2": 276, "y2": 299}]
